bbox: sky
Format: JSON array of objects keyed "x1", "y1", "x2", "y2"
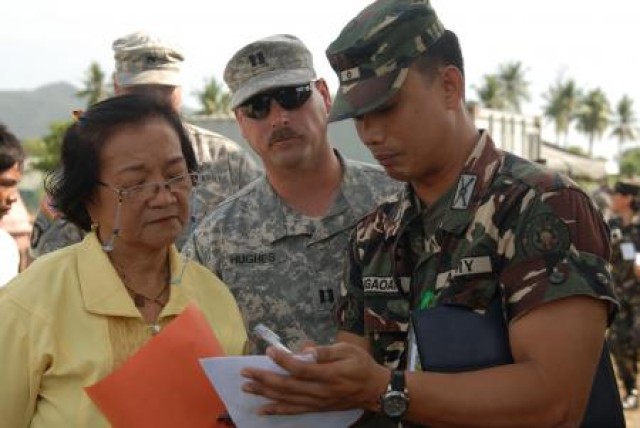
[{"x1": 1, "y1": 0, "x2": 638, "y2": 164}]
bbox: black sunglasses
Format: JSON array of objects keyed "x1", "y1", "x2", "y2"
[{"x1": 239, "y1": 82, "x2": 313, "y2": 120}]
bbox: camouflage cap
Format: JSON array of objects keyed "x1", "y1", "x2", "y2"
[
  {"x1": 112, "y1": 31, "x2": 184, "y2": 87},
  {"x1": 224, "y1": 34, "x2": 316, "y2": 109},
  {"x1": 325, "y1": 0, "x2": 445, "y2": 122},
  {"x1": 613, "y1": 180, "x2": 640, "y2": 196}
]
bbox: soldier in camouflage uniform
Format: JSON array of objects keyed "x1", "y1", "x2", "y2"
[
  {"x1": 30, "y1": 31, "x2": 261, "y2": 257},
  {"x1": 239, "y1": 1, "x2": 619, "y2": 427},
  {"x1": 608, "y1": 180, "x2": 640, "y2": 409},
  {"x1": 183, "y1": 34, "x2": 400, "y2": 352}
]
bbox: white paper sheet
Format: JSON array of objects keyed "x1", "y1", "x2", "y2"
[{"x1": 199, "y1": 355, "x2": 363, "y2": 428}]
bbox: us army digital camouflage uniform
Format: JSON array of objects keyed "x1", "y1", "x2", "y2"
[
  {"x1": 337, "y1": 132, "x2": 618, "y2": 393},
  {"x1": 29, "y1": 123, "x2": 261, "y2": 257},
  {"x1": 608, "y1": 214, "x2": 640, "y2": 396},
  {"x1": 183, "y1": 151, "x2": 401, "y2": 352}
]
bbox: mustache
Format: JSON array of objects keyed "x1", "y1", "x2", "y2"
[{"x1": 268, "y1": 127, "x2": 302, "y2": 145}]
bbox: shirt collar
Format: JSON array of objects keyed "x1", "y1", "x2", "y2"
[
  {"x1": 385, "y1": 131, "x2": 503, "y2": 238},
  {"x1": 257, "y1": 150, "x2": 369, "y2": 243},
  {"x1": 79, "y1": 232, "x2": 192, "y2": 318}
]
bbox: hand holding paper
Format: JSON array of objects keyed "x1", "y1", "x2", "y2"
[
  {"x1": 200, "y1": 348, "x2": 364, "y2": 428},
  {"x1": 210, "y1": 342, "x2": 388, "y2": 421}
]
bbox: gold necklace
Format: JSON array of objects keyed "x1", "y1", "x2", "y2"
[
  {"x1": 123, "y1": 281, "x2": 170, "y2": 308},
  {"x1": 112, "y1": 259, "x2": 171, "y2": 308}
]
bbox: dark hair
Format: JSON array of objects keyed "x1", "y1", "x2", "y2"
[
  {"x1": 413, "y1": 30, "x2": 465, "y2": 80},
  {"x1": 0, "y1": 123, "x2": 25, "y2": 173},
  {"x1": 45, "y1": 94, "x2": 196, "y2": 231}
]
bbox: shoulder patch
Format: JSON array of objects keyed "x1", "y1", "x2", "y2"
[{"x1": 521, "y1": 213, "x2": 570, "y2": 256}]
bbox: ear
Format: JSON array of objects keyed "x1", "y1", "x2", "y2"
[
  {"x1": 234, "y1": 109, "x2": 250, "y2": 141},
  {"x1": 314, "y1": 78, "x2": 333, "y2": 113},
  {"x1": 440, "y1": 65, "x2": 464, "y2": 110}
]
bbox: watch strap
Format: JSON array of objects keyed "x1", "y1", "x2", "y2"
[{"x1": 389, "y1": 370, "x2": 406, "y2": 393}]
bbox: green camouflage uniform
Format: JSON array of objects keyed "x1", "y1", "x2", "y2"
[
  {"x1": 183, "y1": 152, "x2": 401, "y2": 352},
  {"x1": 608, "y1": 214, "x2": 640, "y2": 396},
  {"x1": 29, "y1": 123, "x2": 261, "y2": 257},
  {"x1": 337, "y1": 132, "x2": 618, "y2": 374}
]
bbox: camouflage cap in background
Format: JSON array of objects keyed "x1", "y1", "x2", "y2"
[
  {"x1": 613, "y1": 180, "x2": 640, "y2": 196},
  {"x1": 112, "y1": 31, "x2": 184, "y2": 87},
  {"x1": 325, "y1": 0, "x2": 445, "y2": 122},
  {"x1": 224, "y1": 34, "x2": 316, "y2": 109}
]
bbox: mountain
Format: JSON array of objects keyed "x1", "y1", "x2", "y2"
[{"x1": 0, "y1": 82, "x2": 83, "y2": 140}]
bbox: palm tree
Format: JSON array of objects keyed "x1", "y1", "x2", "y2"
[
  {"x1": 77, "y1": 62, "x2": 108, "y2": 107},
  {"x1": 610, "y1": 95, "x2": 639, "y2": 161},
  {"x1": 542, "y1": 77, "x2": 581, "y2": 146},
  {"x1": 497, "y1": 61, "x2": 530, "y2": 113},
  {"x1": 574, "y1": 88, "x2": 610, "y2": 157},
  {"x1": 474, "y1": 75, "x2": 507, "y2": 110},
  {"x1": 196, "y1": 77, "x2": 231, "y2": 115}
]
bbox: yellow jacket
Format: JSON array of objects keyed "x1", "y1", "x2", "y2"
[{"x1": 0, "y1": 232, "x2": 247, "y2": 427}]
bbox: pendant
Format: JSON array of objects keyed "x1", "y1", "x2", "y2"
[
  {"x1": 133, "y1": 294, "x2": 146, "y2": 308},
  {"x1": 151, "y1": 324, "x2": 161, "y2": 335}
]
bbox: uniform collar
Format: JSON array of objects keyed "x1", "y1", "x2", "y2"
[
  {"x1": 384, "y1": 131, "x2": 503, "y2": 239},
  {"x1": 439, "y1": 131, "x2": 503, "y2": 235},
  {"x1": 78, "y1": 232, "x2": 192, "y2": 318},
  {"x1": 257, "y1": 150, "x2": 367, "y2": 244}
]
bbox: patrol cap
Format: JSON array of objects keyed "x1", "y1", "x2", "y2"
[
  {"x1": 224, "y1": 34, "x2": 316, "y2": 109},
  {"x1": 613, "y1": 180, "x2": 640, "y2": 196},
  {"x1": 326, "y1": 0, "x2": 445, "y2": 122},
  {"x1": 113, "y1": 31, "x2": 184, "y2": 87}
]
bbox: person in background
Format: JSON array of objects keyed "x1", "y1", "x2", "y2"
[
  {"x1": 0, "y1": 123, "x2": 25, "y2": 286},
  {"x1": 0, "y1": 94, "x2": 246, "y2": 426},
  {"x1": 30, "y1": 30, "x2": 261, "y2": 257},
  {"x1": 240, "y1": 1, "x2": 618, "y2": 426},
  {"x1": 608, "y1": 180, "x2": 640, "y2": 410},
  {"x1": 183, "y1": 34, "x2": 400, "y2": 351}
]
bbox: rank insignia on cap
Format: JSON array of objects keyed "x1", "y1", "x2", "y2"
[{"x1": 340, "y1": 67, "x2": 361, "y2": 82}]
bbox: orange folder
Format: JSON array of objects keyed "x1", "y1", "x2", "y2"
[{"x1": 85, "y1": 304, "x2": 230, "y2": 427}]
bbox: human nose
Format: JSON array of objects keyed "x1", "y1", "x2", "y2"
[
  {"x1": 3, "y1": 187, "x2": 18, "y2": 205},
  {"x1": 269, "y1": 99, "x2": 290, "y2": 127},
  {"x1": 355, "y1": 114, "x2": 383, "y2": 147},
  {"x1": 149, "y1": 181, "x2": 177, "y2": 204}
]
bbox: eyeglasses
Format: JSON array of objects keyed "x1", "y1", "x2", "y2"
[
  {"x1": 238, "y1": 82, "x2": 313, "y2": 120},
  {"x1": 99, "y1": 173, "x2": 197, "y2": 201}
]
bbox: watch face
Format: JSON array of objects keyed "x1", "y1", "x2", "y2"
[{"x1": 382, "y1": 391, "x2": 409, "y2": 418}]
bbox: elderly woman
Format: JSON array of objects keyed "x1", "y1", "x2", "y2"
[{"x1": 0, "y1": 94, "x2": 247, "y2": 426}]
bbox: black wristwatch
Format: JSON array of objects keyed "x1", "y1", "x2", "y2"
[{"x1": 380, "y1": 370, "x2": 410, "y2": 420}]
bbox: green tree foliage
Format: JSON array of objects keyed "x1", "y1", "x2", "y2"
[
  {"x1": 196, "y1": 76, "x2": 231, "y2": 115},
  {"x1": 474, "y1": 75, "x2": 507, "y2": 110},
  {"x1": 23, "y1": 120, "x2": 72, "y2": 174},
  {"x1": 77, "y1": 62, "x2": 109, "y2": 107},
  {"x1": 610, "y1": 95, "x2": 639, "y2": 161},
  {"x1": 620, "y1": 148, "x2": 640, "y2": 177},
  {"x1": 574, "y1": 88, "x2": 610, "y2": 157},
  {"x1": 543, "y1": 77, "x2": 581, "y2": 146},
  {"x1": 497, "y1": 61, "x2": 530, "y2": 113},
  {"x1": 474, "y1": 61, "x2": 530, "y2": 113}
]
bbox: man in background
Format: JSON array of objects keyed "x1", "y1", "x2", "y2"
[
  {"x1": 0, "y1": 123, "x2": 25, "y2": 286},
  {"x1": 183, "y1": 34, "x2": 400, "y2": 351},
  {"x1": 30, "y1": 31, "x2": 261, "y2": 256}
]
